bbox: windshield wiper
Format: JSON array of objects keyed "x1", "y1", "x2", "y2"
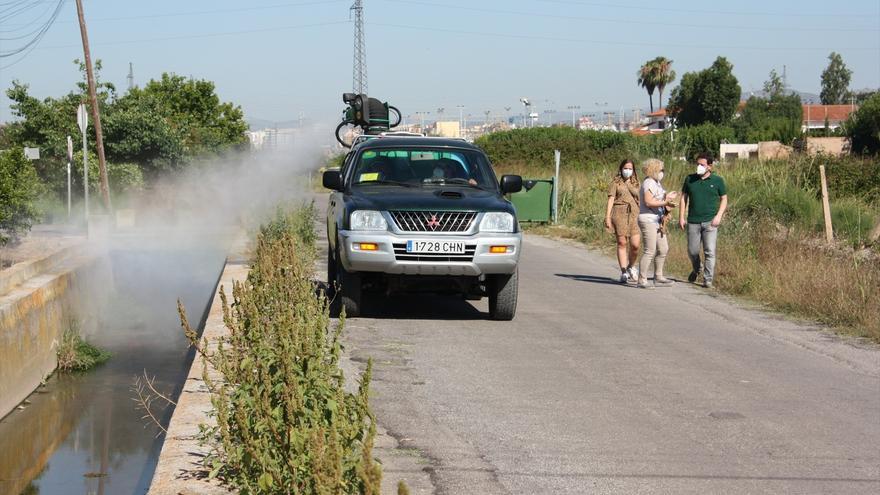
[
  {"x1": 357, "y1": 179, "x2": 416, "y2": 188},
  {"x1": 423, "y1": 177, "x2": 488, "y2": 190}
]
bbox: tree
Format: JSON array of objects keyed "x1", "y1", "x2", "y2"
[
  {"x1": 845, "y1": 92, "x2": 880, "y2": 154},
  {"x1": 4, "y1": 68, "x2": 249, "y2": 192},
  {"x1": 667, "y1": 56, "x2": 742, "y2": 127},
  {"x1": 637, "y1": 60, "x2": 658, "y2": 113},
  {"x1": 763, "y1": 68, "x2": 785, "y2": 97},
  {"x1": 652, "y1": 57, "x2": 676, "y2": 110},
  {"x1": 732, "y1": 69, "x2": 803, "y2": 144},
  {"x1": 820, "y1": 52, "x2": 852, "y2": 105},
  {"x1": 0, "y1": 149, "x2": 41, "y2": 245}
]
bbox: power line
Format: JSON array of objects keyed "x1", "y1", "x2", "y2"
[
  {"x1": 30, "y1": 20, "x2": 351, "y2": 50},
  {"x1": 367, "y1": 21, "x2": 880, "y2": 52},
  {"x1": 383, "y1": 0, "x2": 879, "y2": 33},
  {"x1": 534, "y1": 0, "x2": 879, "y2": 19},
  {"x1": 2, "y1": 0, "x2": 348, "y2": 28},
  {"x1": 0, "y1": 0, "x2": 64, "y2": 69}
]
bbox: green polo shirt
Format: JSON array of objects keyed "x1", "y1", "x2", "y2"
[{"x1": 682, "y1": 173, "x2": 727, "y2": 224}]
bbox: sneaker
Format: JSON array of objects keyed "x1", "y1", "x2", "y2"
[
  {"x1": 655, "y1": 277, "x2": 676, "y2": 287},
  {"x1": 627, "y1": 266, "x2": 639, "y2": 281},
  {"x1": 619, "y1": 272, "x2": 629, "y2": 284},
  {"x1": 637, "y1": 279, "x2": 655, "y2": 290},
  {"x1": 688, "y1": 271, "x2": 699, "y2": 283},
  {"x1": 704, "y1": 280, "x2": 714, "y2": 289}
]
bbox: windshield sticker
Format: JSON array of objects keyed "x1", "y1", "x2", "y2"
[
  {"x1": 359, "y1": 172, "x2": 379, "y2": 182},
  {"x1": 411, "y1": 151, "x2": 438, "y2": 161}
]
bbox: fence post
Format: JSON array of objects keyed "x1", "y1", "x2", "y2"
[
  {"x1": 553, "y1": 150, "x2": 560, "y2": 223},
  {"x1": 819, "y1": 164, "x2": 833, "y2": 244}
]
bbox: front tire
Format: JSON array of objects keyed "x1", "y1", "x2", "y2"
[
  {"x1": 488, "y1": 270, "x2": 518, "y2": 321},
  {"x1": 335, "y1": 257, "x2": 362, "y2": 317}
]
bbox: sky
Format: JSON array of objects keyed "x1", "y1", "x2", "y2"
[{"x1": 1, "y1": 0, "x2": 878, "y2": 127}]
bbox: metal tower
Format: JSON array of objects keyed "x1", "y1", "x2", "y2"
[
  {"x1": 127, "y1": 62, "x2": 134, "y2": 90},
  {"x1": 351, "y1": 0, "x2": 367, "y2": 95}
]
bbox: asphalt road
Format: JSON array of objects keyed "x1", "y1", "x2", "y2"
[{"x1": 330, "y1": 233, "x2": 880, "y2": 494}]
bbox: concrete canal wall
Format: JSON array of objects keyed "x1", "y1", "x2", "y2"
[{"x1": 0, "y1": 246, "x2": 111, "y2": 419}]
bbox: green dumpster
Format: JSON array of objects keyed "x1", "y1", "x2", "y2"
[{"x1": 509, "y1": 178, "x2": 554, "y2": 223}]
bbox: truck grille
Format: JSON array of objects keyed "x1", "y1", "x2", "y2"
[
  {"x1": 389, "y1": 211, "x2": 477, "y2": 233},
  {"x1": 393, "y1": 243, "x2": 476, "y2": 262}
]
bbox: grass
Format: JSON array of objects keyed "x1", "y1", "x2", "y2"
[
  {"x1": 503, "y1": 157, "x2": 880, "y2": 341},
  {"x1": 178, "y1": 203, "x2": 384, "y2": 494},
  {"x1": 56, "y1": 322, "x2": 111, "y2": 372}
]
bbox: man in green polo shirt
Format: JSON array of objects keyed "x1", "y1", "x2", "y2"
[{"x1": 679, "y1": 153, "x2": 728, "y2": 288}]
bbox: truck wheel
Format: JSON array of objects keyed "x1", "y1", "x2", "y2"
[
  {"x1": 488, "y1": 270, "x2": 518, "y2": 321},
  {"x1": 327, "y1": 246, "x2": 337, "y2": 290},
  {"x1": 336, "y1": 259, "x2": 362, "y2": 317}
]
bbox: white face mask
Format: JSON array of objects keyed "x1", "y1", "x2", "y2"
[
  {"x1": 696, "y1": 164, "x2": 708, "y2": 176},
  {"x1": 657, "y1": 172, "x2": 664, "y2": 182},
  {"x1": 621, "y1": 169, "x2": 633, "y2": 179}
]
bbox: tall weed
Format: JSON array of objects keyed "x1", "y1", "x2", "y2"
[{"x1": 179, "y1": 205, "x2": 381, "y2": 494}]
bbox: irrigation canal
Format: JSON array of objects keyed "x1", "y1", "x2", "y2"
[{"x1": 0, "y1": 242, "x2": 226, "y2": 495}]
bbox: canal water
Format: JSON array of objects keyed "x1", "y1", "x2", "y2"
[{"x1": 0, "y1": 245, "x2": 226, "y2": 495}]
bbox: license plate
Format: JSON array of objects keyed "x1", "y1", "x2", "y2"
[{"x1": 406, "y1": 240, "x2": 465, "y2": 254}]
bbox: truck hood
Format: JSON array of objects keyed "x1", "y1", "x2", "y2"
[{"x1": 348, "y1": 185, "x2": 516, "y2": 215}]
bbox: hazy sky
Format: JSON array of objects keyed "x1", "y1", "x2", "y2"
[{"x1": 1, "y1": 0, "x2": 878, "y2": 125}]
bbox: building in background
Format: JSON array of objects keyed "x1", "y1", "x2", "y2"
[{"x1": 802, "y1": 104, "x2": 857, "y2": 132}]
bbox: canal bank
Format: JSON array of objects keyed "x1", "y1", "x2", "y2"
[{"x1": 0, "y1": 241, "x2": 102, "y2": 420}]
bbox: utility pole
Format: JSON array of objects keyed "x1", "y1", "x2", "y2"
[
  {"x1": 127, "y1": 62, "x2": 134, "y2": 91},
  {"x1": 75, "y1": 0, "x2": 111, "y2": 211},
  {"x1": 351, "y1": 0, "x2": 368, "y2": 95},
  {"x1": 567, "y1": 105, "x2": 580, "y2": 127}
]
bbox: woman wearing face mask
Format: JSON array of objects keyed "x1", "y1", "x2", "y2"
[
  {"x1": 637, "y1": 158, "x2": 679, "y2": 289},
  {"x1": 604, "y1": 159, "x2": 641, "y2": 283}
]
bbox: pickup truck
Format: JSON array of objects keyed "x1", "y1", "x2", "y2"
[{"x1": 322, "y1": 136, "x2": 523, "y2": 320}]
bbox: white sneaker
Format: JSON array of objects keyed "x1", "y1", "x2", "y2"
[
  {"x1": 619, "y1": 272, "x2": 628, "y2": 284},
  {"x1": 627, "y1": 266, "x2": 639, "y2": 281}
]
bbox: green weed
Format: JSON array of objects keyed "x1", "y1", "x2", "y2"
[
  {"x1": 56, "y1": 322, "x2": 111, "y2": 372},
  {"x1": 179, "y1": 204, "x2": 382, "y2": 494}
]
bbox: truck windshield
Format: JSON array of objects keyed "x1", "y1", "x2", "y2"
[{"x1": 351, "y1": 148, "x2": 498, "y2": 190}]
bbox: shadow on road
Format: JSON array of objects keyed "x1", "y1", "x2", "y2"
[
  {"x1": 319, "y1": 284, "x2": 488, "y2": 320},
  {"x1": 555, "y1": 273, "x2": 624, "y2": 286}
]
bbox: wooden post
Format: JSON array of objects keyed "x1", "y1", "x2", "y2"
[
  {"x1": 75, "y1": 0, "x2": 112, "y2": 212},
  {"x1": 819, "y1": 165, "x2": 833, "y2": 244}
]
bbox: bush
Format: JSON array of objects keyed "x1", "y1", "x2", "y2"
[
  {"x1": 56, "y1": 322, "x2": 111, "y2": 372},
  {"x1": 475, "y1": 127, "x2": 636, "y2": 169},
  {"x1": 845, "y1": 92, "x2": 880, "y2": 155},
  {"x1": 0, "y1": 148, "x2": 41, "y2": 245},
  {"x1": 674, "y1": 123, "x2": 736, "y2": 160},
  {"x1": 179, "y1": 205, "x2": 381, "y2": 493}
]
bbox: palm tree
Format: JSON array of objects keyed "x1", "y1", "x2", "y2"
[
  {"x1": 637, "y1": 60, "x2": 658, "y2": 113},
  {"x1": 652, "y1": 57, "x2": 676, "y2": 110}
]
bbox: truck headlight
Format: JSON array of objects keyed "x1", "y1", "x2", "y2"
[
  {"x1": 479, "y1": 212, "x2": 515, "y2": 233},
  {"x1": 350, "y1": 210, "x2": 388, "y2": 231}
]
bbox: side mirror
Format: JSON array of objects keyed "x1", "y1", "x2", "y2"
[
  {"x1": 322, "y1": 170, "x2": 343, "y2": 191},
  {"x1": 500, "y1": 174, "x2": 523, "y2": 194}
]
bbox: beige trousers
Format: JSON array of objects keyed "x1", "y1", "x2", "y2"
[{"x1": 638, "y1": 216, "x2": 668, "y2": 283}]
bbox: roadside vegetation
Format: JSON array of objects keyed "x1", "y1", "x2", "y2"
[
  {"x1": 56, "y1": 322, "x2": 111, "y2": 372},
  {"x1": 0, "y1": 61, "x2": 249, "y2": 225},
  {"x1": 0, "y1": 148, "x2": 41, "y2": 245},
  {"x1": 480, "y1": 129, "x2": 880, "y2": 341},
  {"x1": 478, "y1": 53, "x2": 879, "y2": 340},
  {"x1": 178, "y1": 204, "x2": 385, "y2": 494}
]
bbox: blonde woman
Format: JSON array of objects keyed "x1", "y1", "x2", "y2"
[
  {"x1": 604, "y1": 159, "x2": 641, "y2": 283},
  {"x1": 637, "y1": 158, "x2": 678, "y2": 289}
]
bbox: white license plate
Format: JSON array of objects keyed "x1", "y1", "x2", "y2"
[{"x1": 406, "y1": 240, "x2": 465, "y2": 254}]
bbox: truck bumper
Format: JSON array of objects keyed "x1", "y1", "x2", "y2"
[{"x1": 337, "y1": 230, "x2": 521, "y2": 276}]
